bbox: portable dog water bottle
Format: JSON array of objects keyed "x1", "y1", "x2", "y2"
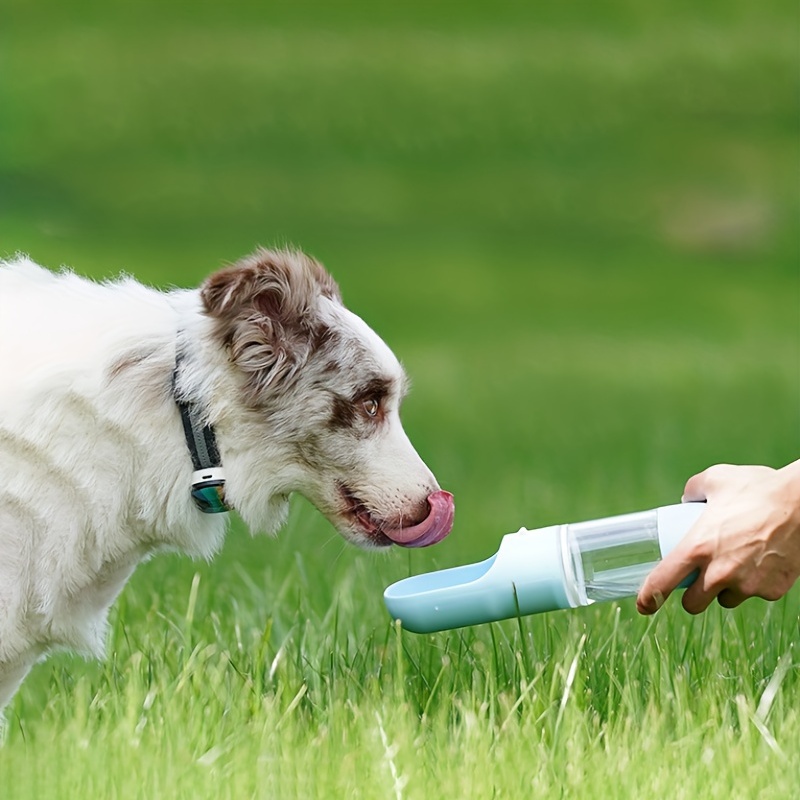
[{"x1": 384, "y1": 502, "x2": 705, "y2": 633}]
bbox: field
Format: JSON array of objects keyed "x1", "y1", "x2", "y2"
[{"x1": 1, "y1": 1, "x2": 798, "y2": 797}]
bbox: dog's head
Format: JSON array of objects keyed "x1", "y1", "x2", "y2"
[{"x1": 199, "y1": 248, "x2": 454, "y2": 550}]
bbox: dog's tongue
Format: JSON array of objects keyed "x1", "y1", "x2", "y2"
[{"x1": 382, "y1": 491, "x2": 455, "y2": 548}]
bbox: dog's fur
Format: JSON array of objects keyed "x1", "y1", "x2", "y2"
[{"x1": 0, "y1": 248, "x2": 451, "y2": 708}]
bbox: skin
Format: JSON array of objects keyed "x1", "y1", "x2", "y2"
[{"x1": 637, "y1": 459, "x2": 800, "y2": 615}]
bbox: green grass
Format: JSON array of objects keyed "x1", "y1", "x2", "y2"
[{"x1": 1, "y1": 1, "x2": 798, "y2": 797}]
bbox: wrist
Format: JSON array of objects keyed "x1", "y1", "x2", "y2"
[
  {"x1": 775, "y1": 459, "x2": 800, "y2": 520},
  {"x1": 777, "y1": 458, "x2": 800, "y2": 488}
]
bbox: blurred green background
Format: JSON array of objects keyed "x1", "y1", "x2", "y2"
[{"x1": 2, "y1": 0, "x2": 798, "y2": 695}]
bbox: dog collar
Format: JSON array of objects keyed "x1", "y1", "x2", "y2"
[{"x1": 173, "y1": 359, "x2": 230, "y2": 514}]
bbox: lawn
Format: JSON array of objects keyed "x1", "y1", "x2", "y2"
[{"x1": 1, "y1": 1, "x2": 798, "y2": 797}]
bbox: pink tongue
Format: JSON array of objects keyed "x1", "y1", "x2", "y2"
[{"x1": 382, "y1": 490, "x2": 455, "y2": 548}]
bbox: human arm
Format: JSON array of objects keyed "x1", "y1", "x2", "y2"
[{"x1": 636, "y1": 459, "x2": 800, "y2": 615}]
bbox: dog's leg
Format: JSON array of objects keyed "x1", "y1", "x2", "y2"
[{"x1": 0, "y1": 653, "x2": 38, "y2": 712}]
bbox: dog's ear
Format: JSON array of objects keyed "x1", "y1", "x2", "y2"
[
  {"x1": 201, "y1": 249, "x2": 340, "y2": 399},
  {"x1": 202, "y1": 258, "x2": 294, "y2": 325}
]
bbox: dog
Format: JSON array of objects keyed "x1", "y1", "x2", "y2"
[{"x1": 0, "y1": 248, "x2": 454, "y2": 708}]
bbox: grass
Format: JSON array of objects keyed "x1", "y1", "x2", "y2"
[
  {"x1": 1, "y1": 0, "x2": 798, "y2": 797},
  {"x1": 4, "y1": 562, "x2": 799, "y2": 797}
]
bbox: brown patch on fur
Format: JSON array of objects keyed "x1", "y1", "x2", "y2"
[
  {"x1": 105, "y1": 347, "x2": 159, "y2": 382},
  {"x1": 200, "y1": 248, "x2": 342, "y2": 405},
  {"x1": 352, "y1": 377, "x2": 391, "y2": 406},
  {"x1": 328, "y1": 377, "x2": 393, "y2": 431},
  {"x1": 329, "y1": 394, "x2": 357, "y2": 429},
  {"x1": 202, "y1": 248, "x2": 340, "y2": 321},
  {"x1": 322, "y1": 359, "x2": 342, "y2": 374},
  {"x1": 310, "y1": 322, "x2": 337, "y2": 353}
]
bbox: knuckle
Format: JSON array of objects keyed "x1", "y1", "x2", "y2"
[
  {"x1": 702, "y1": 564, "x2": 729, "y2": 592},
  {"x1": 758, "y1": 584, "x2": 785, "y2": 602},
  {"x1": 688, "y1": 539, "x2": 712, "y2": 561},
  {"x1": 701, "y1": 464, "x2": 724, "y2": 481},
  {"x1": 683, "y1": 472, "x2": 705, "y2": 499},
  {"x1": 705, "y1": 463, "x2": 736, "y2": 485},
  {"x1": 735, "y1": 576, "x2": 757, "y2": 598}
]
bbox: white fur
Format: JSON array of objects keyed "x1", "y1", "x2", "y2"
[{"x1": 0, "y1": 252, "x2": 443, "y2": 708}]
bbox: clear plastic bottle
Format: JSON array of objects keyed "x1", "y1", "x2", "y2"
[
  {"x1": 559, "y1": 504, "x2": 704, "y2": 608},
  {"x1": 561, "y1": 509, "x2": 662, "y2": 605}
]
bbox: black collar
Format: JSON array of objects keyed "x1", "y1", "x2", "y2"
[{"x1": 173, "y1": 358, "x2": 230, "y2": 514}]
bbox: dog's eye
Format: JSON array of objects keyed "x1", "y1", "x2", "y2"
[{"x1": 363, "y1": 398, "x2": 379, "y2": 418}]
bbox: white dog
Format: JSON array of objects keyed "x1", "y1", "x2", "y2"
[{"x1": 0, "y1": 249, "x2": 454, "y2": 708}]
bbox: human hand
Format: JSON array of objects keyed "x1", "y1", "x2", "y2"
[{"x1": 637, "y1": 460, "x2": 800, "y2": 615}]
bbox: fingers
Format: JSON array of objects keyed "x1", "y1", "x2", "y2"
[
  {"x1": 645, "y1": 462, "x2": 792, "y2": 616},
  {"x1": 682, "y1": 464, "x2": 734, "y2": 503},
  {"x1": 680, "y1": 563, "x2": 749, "y2": 614},
  {"x1": 682, "y1": 463, "x2": 776, "y2": 503},
  {"x1": 680, "y1": 572, "x2": 720, "y2": 614},
  {"x1": 643, "y1": 565, "x2": 748, "y2": 615},
  {"x1": 716, "y1": 588, "x2": 747, "y2": 608},
  {"x1": 683, "y1": 581, "x2": 750, "y2": 613},
  {"x1": 681, "y1": 473, "x2": 708, "y2": 504},
  {"x1": 636, "y1": 546, "x2": 699, "y2": 615},
  {"x1": 635, "y1": 585, "x2": 667, "y2": 615}
]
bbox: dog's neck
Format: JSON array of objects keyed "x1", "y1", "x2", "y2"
[
  {"x1": 173, "y1": 352, "x2": 230, "y2": 514},
  {"x1": 167, "y1": 291, "x2": 295, "y2": 537}
]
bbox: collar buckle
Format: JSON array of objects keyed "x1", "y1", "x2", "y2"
[{"x1": 191, "y1": 469, "x2": 229, "y2": 514}]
